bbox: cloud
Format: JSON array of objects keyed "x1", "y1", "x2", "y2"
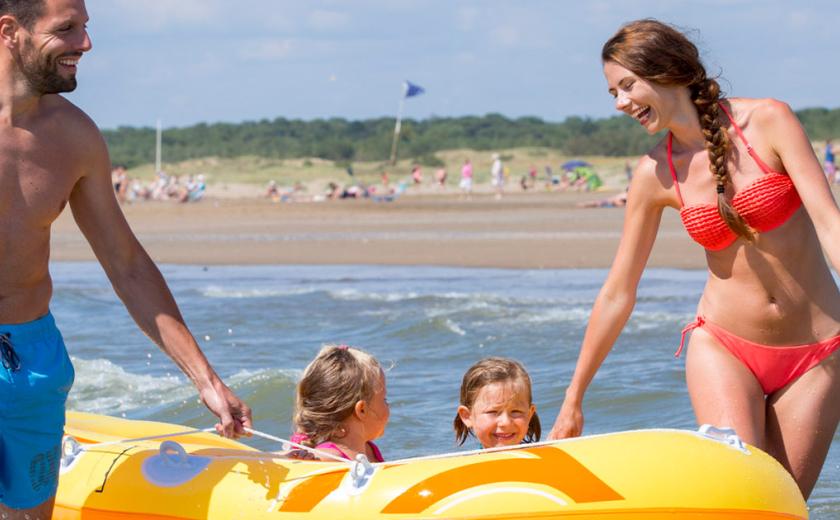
[
  {"x1": 238, "y1": 39, "x2": 295, "y2": 61},
  {"x1": 492, "y1": 26, "x2": 520, "y2": 47},
  {"x1": 105, "y1": 0, "x2": 224, "y2": 30},
  {"x1": 456, "y1": 7, "x2": 480, "y2": 32},
  {"x1": 308, "y1": 10, "x2": 351, "y2": 31}
]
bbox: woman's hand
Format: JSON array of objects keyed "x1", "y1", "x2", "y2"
[{"x1": 548, "y1": 400, "x2": 584, "y2": 440}]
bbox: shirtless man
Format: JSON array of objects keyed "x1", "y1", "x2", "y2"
[{"x1": 0, "y1": 1, "x2": 252, "y2": 517}]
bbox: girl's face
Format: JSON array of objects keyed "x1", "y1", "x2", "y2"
[
  {"x1": 361, "y1": 370, "x2": 390, "y2": 440},
  {"x1": 603, "y1": 60, "x2": 679, "y2": 135},
  {"x1": 458, "y1": 380, "x2": 535, "y2": 448}
]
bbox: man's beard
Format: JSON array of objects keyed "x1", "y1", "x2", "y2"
[{"x1": 19, "y1": 43, "x2": 78, "y2": 95}]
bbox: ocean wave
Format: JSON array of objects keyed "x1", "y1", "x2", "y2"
[
  {"x1": 200, "y1": 286, "x2": 318, "y2": 298},
  {"x1": 67, "y1": 358, "x2": 300, "y2": 417},
  {"x1": 443, "y1": 318, "x2": 467, "y2": 336},
  {"x1": 329, "y1": 288, "x2": 422, "y2": 302}
]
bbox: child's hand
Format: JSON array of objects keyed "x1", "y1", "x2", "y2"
[{"x1": 285, "y1": 449, "x2": 317, "y2": 460}]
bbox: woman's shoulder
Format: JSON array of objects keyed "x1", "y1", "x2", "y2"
[
  {"x1": 726, "y1": 97, "x2": 801, "y2": 152},
  {"x1": 638, "y1": 135, "x2": 673, "y2": 182},
  {"x1": 726, "y1": 97, "x2": 796, "y2": 126},
  {"x1": 627, "y1": 143, "x2": 679, "y2": 208}
]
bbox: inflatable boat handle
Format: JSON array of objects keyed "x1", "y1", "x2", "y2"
[
  {"x1": 160, "y1": 440, "x2": 190, "y2": 467},
  {"x1": 697, "y1": 424, "x2": 749, "y2": 453},
  {"x1": 350, "y1": 453, "x2": 375, "y2": 491},
  {"x1": 60, "y1": 435, "x2": 83, "y2": 472}
]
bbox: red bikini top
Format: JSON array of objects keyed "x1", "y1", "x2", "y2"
[{"x1": 666, "y1": 103, "x2": 802, "y2": 251}]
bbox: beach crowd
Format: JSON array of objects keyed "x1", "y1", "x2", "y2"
[
  {"x1": 111, "y1": 166, "x2": 206, "y2": 203},
  {"x1": 262, "y1": 156, "x2": 609, "y2": 204}
]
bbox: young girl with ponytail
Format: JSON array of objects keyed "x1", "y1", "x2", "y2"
[
  {"x1": 292, "y1": 345, "x2": 389, "y2": 462},
  {"x1": 549, "y1": 19, "x2": 840, "y2": 499}
]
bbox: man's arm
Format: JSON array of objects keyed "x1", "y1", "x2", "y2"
[{"x1": 67, "y1": 115, "x2": 251, "y2": 437}]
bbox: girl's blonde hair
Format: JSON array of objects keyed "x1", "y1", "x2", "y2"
[
  {"x1": 293, "y1": 344, "x2": 382, "y2": 448},
  {"x1": 454, "y1": 357, "x2": 541, "y2": 445}
]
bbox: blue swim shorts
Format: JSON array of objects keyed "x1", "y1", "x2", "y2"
[{"x1": 0, "y1": 312, "x2": 74, "y2": 509}]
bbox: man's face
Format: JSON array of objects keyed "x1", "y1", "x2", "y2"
[{"x1": 18, "y1": 0, "x2": 91, "y2": 95}]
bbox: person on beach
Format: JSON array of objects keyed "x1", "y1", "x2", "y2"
[
  {"x1": 411, "y1": 164, "x2": 423, "y2": 185},
  {"x1": 459, "y1": 158, "x2": 473, "y2": 199},
  {"x1": 292, "y1": 345, "x2": 389, "y2": 462},
  {"x1": 549, "y1": 19, "x2": 840, "y2": 499},
  {"x1": 0, "y1": 1, "x2": 251, "y2": 516},
  {"x1": 491, "y1": 153, "x2": 504, "y2": 199},
  {"x1": 576, "y1": 190, "x2": 628, "y2": 208},
  {"x1": 435, "y1": 167, "x2": 447, "y2": 188},
  {"x1": 455, "y1": 357, "x2": 540, "y2": 448},
  {"x1": 824, "y1": 139, "x2": 836, "y2": 183}
]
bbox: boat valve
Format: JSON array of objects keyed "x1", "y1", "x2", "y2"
[
  {"x1": 350, "y1": 453, "x2": 375, "y2": 491},
  {"x1": 698, "y1": 424, "x2": 749, "y2": 454},
  {"x1": 60, "y1": 435, "x2": 83, "y2": 473}
]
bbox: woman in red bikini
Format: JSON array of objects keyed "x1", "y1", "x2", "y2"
[{"x1": 548, "y1": 19, "x2": 840, "y2": 499}]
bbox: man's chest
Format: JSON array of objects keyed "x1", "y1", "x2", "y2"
[{"x1": 0, "y1": 132, "x2": 79, "y2": 227}]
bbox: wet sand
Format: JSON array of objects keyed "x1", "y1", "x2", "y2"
[{"x1": 51, "y1": 190, "x2": 705, "y2": 269}]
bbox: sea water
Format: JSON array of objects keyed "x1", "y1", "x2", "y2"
[{"x1": 54, "y1": 263, "x2": 838, "y2": 517}]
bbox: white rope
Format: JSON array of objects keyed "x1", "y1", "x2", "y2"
[
  {"x1": 383, "y1": 438, "x2": 566, "y2": 465},
  {"x1": 68, "y1": 424, "x2": 572, "y2": 467},
  {"x1": 73, "y1": 426, "x2": 218, "y2": 451},
  {"x1": 243, "y1": 427, "x2": 352, "y2": 464},
  {"x1": 67, "y1": 425, "x2": 354, "y2": 465}
]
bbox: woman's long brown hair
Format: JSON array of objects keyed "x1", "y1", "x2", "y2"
[{"x1": 602, "y1": 19, "x2": 753, "y2": 241}]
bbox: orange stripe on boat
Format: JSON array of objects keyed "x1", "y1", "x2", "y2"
[
  {"x1": 53, "y1": 506, "x2": 186, "y2": 520},
  {"x1": 278, "y1": 469, "x2": 348, "y2": 512},
  {"x1": 381, "y1": 446, "x2": 623, "y2": 514},
  {"x1": 409, "y1": 507, "x2": 805, "y2": 520}
]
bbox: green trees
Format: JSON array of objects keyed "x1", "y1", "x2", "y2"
[{"x1": 104, "y1": 109, "x2": 838, "y2": 168}]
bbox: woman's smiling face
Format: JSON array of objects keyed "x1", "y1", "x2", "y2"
[{"x1": 604, "y1": 60, "x2": 680, "y2": 135}]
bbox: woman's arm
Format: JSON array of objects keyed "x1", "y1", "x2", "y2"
[
  {"x1": 549, "y1": 156, "x2": 668, "y2": 439},
  {"x1": 760, "y1": 100, "x2": 840, "y2": 270}
]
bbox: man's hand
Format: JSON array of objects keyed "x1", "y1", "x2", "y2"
[
  {"x1": 199, "y1": 379, "x2": 252, "y2": 438},
  {"x1": 547, "y1": 400, "x2": 584, "y2": 440}
]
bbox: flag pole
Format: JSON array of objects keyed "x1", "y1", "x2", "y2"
[
  {"x1": 155, "y1": 118, "x2": 162, "y2": 173},
  {"x1": 389, "y1": 83, "x2": 406, "y2": 165}
]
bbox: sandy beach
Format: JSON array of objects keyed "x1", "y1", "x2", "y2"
[{"x1": 51, "y1": 189, "x2": 709, "y2": 269}]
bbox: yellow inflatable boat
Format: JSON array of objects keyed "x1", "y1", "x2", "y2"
[{"x1": 54, "y1": 411, "x2": 807, "y2": 519}]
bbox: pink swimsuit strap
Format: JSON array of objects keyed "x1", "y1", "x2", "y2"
[
  {"x1": 717, "y1": 102, "x2": 775, "y2": 174},
  {"x1": 315, "y1": 441, "x2": 385, "y2": 463},
  {"x1": 666, "y1": 132, "x2": 685, "y2": 207},
  {"x1": 675, "y1": 316, "x2": 705, "y2": 357}
]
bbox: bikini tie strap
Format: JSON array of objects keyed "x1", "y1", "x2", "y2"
[{"x1": 675, "y1": 316, "x2": 705, "y2": 358}]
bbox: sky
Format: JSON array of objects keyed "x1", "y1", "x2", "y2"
[{"x1": 65, "y1": 0, "x2": 840, "y2": 130}]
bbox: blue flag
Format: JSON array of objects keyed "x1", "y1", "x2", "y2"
[{"x1": 404, "y1": 80, "x2": 425, "y2": 98}]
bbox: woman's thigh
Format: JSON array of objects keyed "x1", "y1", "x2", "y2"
[
  {"x1": 766, "y1": 350, "x2": 840, "y2": 499},
  {"x1": 685, "y1": 327, "x2": 767, "y2": 448}
]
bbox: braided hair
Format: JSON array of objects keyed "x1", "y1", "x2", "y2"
[{"x1": 602, "y1": 19, "x2": 753, "y2": 241}]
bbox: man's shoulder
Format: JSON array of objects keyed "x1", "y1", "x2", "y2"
[
  {"x1": 40, "y1": 95, "x2": 108, "y2": 162},
  {"x1": 41, "y1": 95, "x2": 101, "y2": 137}
]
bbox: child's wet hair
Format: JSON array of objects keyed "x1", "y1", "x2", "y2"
[
  {"x1": 293, "y1": 344, "x2": 382, "y2": 448},
  {"x1": 454, "y1": 357, "x2": 541, "y2": 445}
]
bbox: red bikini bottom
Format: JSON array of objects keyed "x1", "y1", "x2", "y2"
[{"x1": 676, "y1": 316, "x2": 840, "y2": 394}]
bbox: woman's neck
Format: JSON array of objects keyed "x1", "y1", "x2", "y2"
[{"x1": 667, "y1": 92, "x2": 707, "y2": 151}]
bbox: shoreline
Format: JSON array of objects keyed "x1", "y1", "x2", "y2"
[{"x1": 52, "y1": 190, "x2": 708, "y2": 269}]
